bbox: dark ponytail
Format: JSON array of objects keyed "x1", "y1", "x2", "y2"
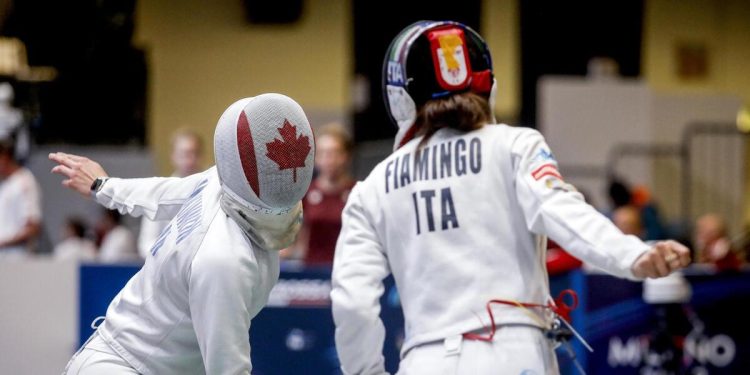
[{"x1": 415, "y1": 92, "x2": 492, "y2": 148}]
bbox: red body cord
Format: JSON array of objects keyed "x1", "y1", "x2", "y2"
[{"x1": 463, "y1": 289, "x2": 579, "y2": 342}]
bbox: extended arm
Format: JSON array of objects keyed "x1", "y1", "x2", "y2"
[
  {"x1": 511, "y1": 130, "x2": 689, "y2": 279},
  {"x1": 94, "y1": 172, "x2": 211, "y2": 220},
  {"x1": 50, "y1": 152, "x2": 212, "y2": 220}
]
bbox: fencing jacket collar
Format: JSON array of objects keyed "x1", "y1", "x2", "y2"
[{"x1": 219, "y1": 187, "x2": 302, "y2": 251}]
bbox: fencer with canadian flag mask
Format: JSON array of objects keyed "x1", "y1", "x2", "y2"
[
  {"x1": 52, "y1": 93, "x2": 314, "y2": 375},
  {"x1": 214, "y1": 95, "x2": 314, "y2": 249}
]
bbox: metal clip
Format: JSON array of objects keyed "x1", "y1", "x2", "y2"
[{"x1": 546, "y1": 316, "x2": 592, "y2": 375}]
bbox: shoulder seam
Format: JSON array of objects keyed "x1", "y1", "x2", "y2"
[{"x1": 186, "y1": 203, "x2": 223, "y2": 285}]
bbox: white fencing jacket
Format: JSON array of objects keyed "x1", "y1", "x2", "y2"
[
  {"x1": 93, "y1": 167, "x2": 279, "y2": 375},
  {"x1": 331, "y1": 125, "x2": 650, "y2": 375}
]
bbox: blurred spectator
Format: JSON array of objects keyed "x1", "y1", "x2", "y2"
[
  {"x1": 0, "y1": 138, "x2": 41, "y2": 259},
  {"x1": 587, "y1": 56, "x2": 620, "y2": 81},
  {"x1": 0, "y1": 83, "x2": 22, "y2": 149},
  {"x1": 283, "y1": 124, "x2": 355, "y2": 266},
  {"x1": 613, "y1": 205, "x2": 644, "y2": 238},
  {"x1": 740, "y1": 224, "x2": 749, "y2": 265},
  {"x1": 694, "y1": 213, "x2": 741, "y2": 271},
  {"x1": 138, "y1": 128, "x2": 203, "y2": 258},
  {"x1": 631, "y1": 184, "x2": 667, "y2": 240},
  {"x1": 0, "y1": 83, "x2": 30, "y2": 163},
  {"x1": 97, "y1": 209, "x2": 138, "y2": 263},
  {"x1": 53, "y1": 217, "x2": 96, "y2": 261},
  {"x1": 608, "y1": 179, "x2": 666, "y2": 240},
  {"x1": 608, "y1": 179, "x2": 632, "y2": 209}
]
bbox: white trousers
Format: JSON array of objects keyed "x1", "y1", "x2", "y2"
[
  {"x1": 63, "y1": 332, "x2": 139, "y2": 375},
  {"x1": 397, "y1": 326, "x2": 559, "y2": 375}
]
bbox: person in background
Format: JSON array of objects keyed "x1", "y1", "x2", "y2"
[
  {"x1": 631, "y1": 184, "x2": 667, "y2": 240},
  {"x1": 613, "y1": 205, "x2": 645, "y2": 238},
  {"x1": 54, "y1": 216, "x2": 96, "y2": 261},
  {"x1": 740, "y1": 223, "x2": 750, "y2": 265},
  {"x1": 608, "y1": 179, "x2": 666, "y2": 240},
  {"x1": 608, "y1": 179, "x2": 632, "y2": 209},
  {"x1": 138, "y1": 128, "x2": 203, "y2": 258},
  {"x1": 97, "y1": 208, "x2": 138, "y2": 263},
  {"x1": 0, "y1": 83, "x2": 23, "y2": 154},
  {"x1": 694, "y1": 213, "x2": 741, "y2": 271},
  {"x1": 283, "y1": 124, "x2": 355, "y2": 266},
  {"x1": 0, "y1": 138, "x2": 41, "y2": 259}
]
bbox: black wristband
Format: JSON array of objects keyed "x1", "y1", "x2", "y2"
[{"x1": 90, "y1": 177, "x2": 108, "y2": 193}]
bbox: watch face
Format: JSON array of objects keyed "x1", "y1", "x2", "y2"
[{"x1": 91, "y1": 178, "x2": 102, "y2": 191}]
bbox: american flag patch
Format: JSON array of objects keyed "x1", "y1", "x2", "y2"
[{"x1": 532, "y1": 163, "x2": 562, "y2": 181}]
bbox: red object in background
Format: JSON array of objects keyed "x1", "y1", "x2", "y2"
[
  {"x1": 547, "y1": 240, "x2": 582, "y2": 275},
  {"x1": 699, "y1": 237, "x2": 743, "y2": 272},
  {"x1": 301, "y1": 179, "x2": 356, "y2": 266},
  {"x1": 631, "y1": 185, "x2": 651, "y2": 207},
  {"x1": 713, "y1": 250, "x2": 742, "y2": 272}
]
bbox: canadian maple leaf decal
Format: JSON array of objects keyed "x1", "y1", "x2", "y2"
[{"x1": 265, "y1": 119, "x2": 311, "y2": 182}]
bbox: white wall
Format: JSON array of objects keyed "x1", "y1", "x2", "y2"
[
  {"x1": 538, "y1": 76, "x2": 743, "y2": 231},
  {"x1": 0, "y1": 259, "x2": 78, "y2": 374},
  {"x1": 538, "y1": 77, "x2": 652, "y2": 209},
  {"x1": 650, "y1": 94, "x2": 744, "y2": 232}
]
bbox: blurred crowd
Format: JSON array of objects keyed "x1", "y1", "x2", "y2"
[
  {"x1": 607, "y1": 179, "x2": 747, "y2": 272},
  {"x1": 0, "y1": 94, "x2": 359, "y2": 266},
  {"x1": 549, "y1": 178, "x2": 748, "y2": 275},
  {"x1": 0, "y1": 80, "x2": 748, "y2": 271}
]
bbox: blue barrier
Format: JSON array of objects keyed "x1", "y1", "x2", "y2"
[
  {"x1": 248, "y1": 266, "x2": 404, "y2": 375},
  {"x1": 78, "y1": 264, "x2": 404, "y2": 374},
  {"x1": 79, "y1": 263, "x2": 143, "y2": 345},
  {"x1": 79, "y1": 265, "x2": 750, "y2": 374}
]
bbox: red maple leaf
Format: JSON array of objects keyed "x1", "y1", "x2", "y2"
[{"x1": 265, "y1": 119, "x2": 311, "y2": 182}]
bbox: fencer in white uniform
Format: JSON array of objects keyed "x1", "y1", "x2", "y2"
[
  {"x1": 330, "y1": 21, "x2": 691, "y2": 375},
  {"x1": 51, "y1": 93, "x2": 315, "y2": 374}
]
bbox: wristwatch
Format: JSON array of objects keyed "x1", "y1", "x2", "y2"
[{"x1": 90, "y1": 177, "x2": 109, "y2": 195}]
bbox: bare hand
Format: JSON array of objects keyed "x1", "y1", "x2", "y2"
[
  {"x1": 631, "y1": 240, "x2": 691, "y2": 279},
  {"x1": 49, "y1": 152, "x2": 108, "y2": 198}
]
